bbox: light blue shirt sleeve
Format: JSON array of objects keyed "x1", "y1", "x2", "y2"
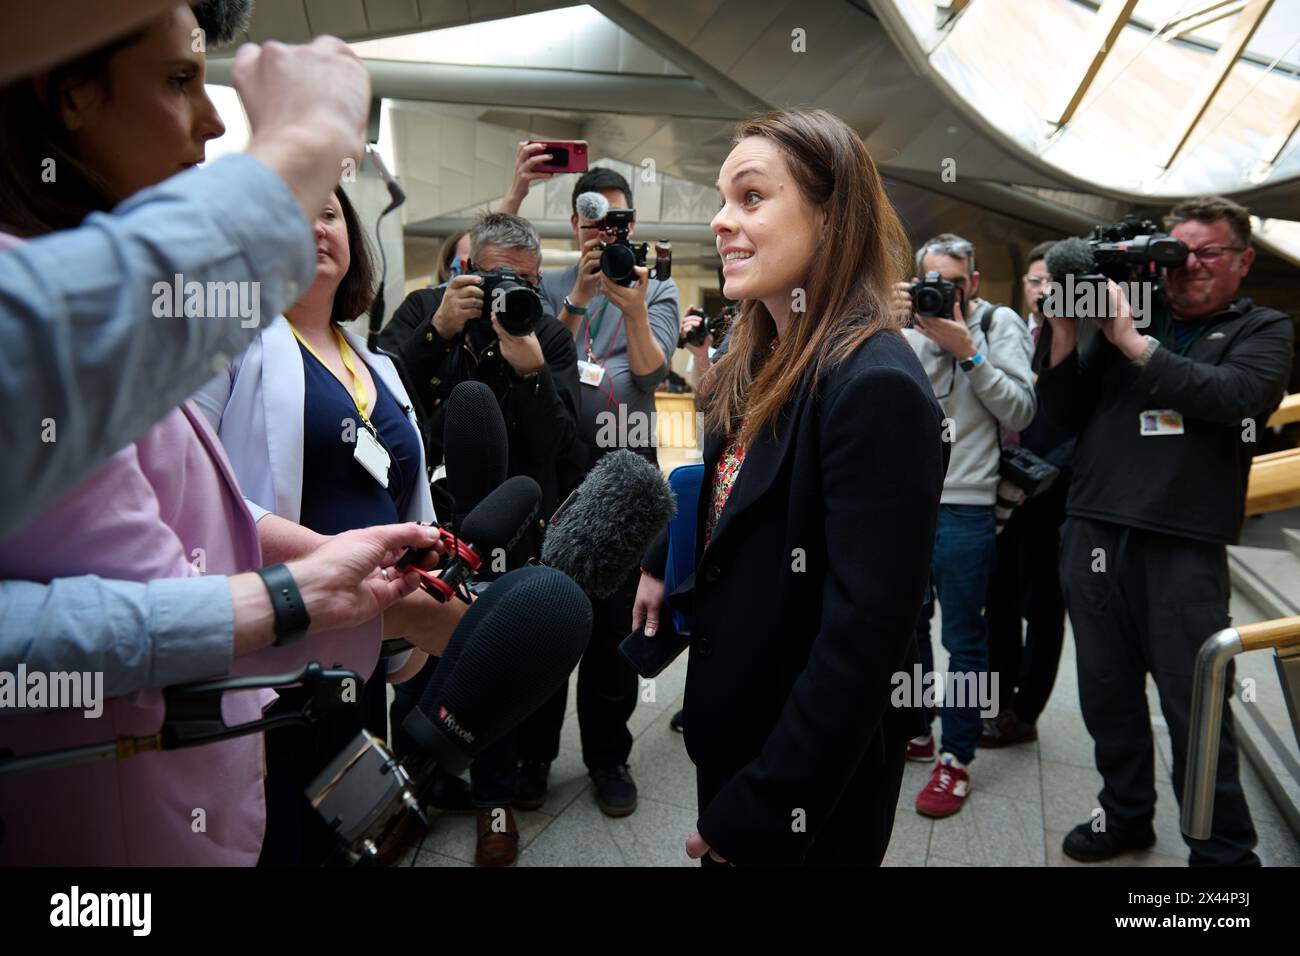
[
  {"x1": 0, "y1": 154, "x2": 315, "y2": 537},
  {"x1": 0, "y1": 575, "x2": 234, "y2": 698}
]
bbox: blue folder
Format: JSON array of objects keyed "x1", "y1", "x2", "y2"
[{"x1": 664, "y1": 463, "x2": 704, "y2": 636}]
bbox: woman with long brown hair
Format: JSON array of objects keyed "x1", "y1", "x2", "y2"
[{"x1": 633, "y1": 108, "x2": 946, "y2": 866}]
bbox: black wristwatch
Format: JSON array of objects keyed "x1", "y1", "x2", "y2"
[{"x1": 257, "y1": 563, "x2": 311, "y2": 646}]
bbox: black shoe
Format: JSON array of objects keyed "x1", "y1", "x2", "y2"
[
  {"x1": 514, "y1": 761, "x2": 550, "y2": 812},
  {"x1": 430, "y1": 769, "x2": 476, "y2": 814},
  {"x1": 1062, "y1": 821, "x2": 1156, "y2": 863},
  {"x1": 978, "y1": 709, "x2": 1038, "y2": 748},
  {"x1": 669, "y1": 710, "x2": 685, "y2": 734},
  {"x1": 590, "y1": 764, "x2": 638, "y2": 817}
]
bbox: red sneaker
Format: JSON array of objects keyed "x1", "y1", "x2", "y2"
[
  {"x1": 905, "y1": 735, "x2": 935, "y2": 762},
  {"x1": 915, "y1": 754, "x2": 971, "y2": 818}
]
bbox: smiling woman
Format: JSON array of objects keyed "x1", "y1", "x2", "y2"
[{"x1": 633, "y1": 109, "x2": 948, "y2": 867}]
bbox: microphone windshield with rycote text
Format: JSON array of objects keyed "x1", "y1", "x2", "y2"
[{"x1": 402, "y1": 564, "x2": 591, "y2": 774}]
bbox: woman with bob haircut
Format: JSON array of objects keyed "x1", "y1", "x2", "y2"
[{"x1": 635, "y1": 108, "x2": 947, "y2": 867}]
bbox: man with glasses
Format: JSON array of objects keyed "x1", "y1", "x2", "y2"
[
  {"x1": 380, "y1": 211, "x2": 582, "y2": 866},
  {"x1": 982, "y1": 241, "x2": 1082, "y2": 750},
  {"x1": 1039, "y1": 196, "x2": 1293, "y2": 865},
  {"x1": 894, "y1": 233, "x2": 1036, "y2": 818}
]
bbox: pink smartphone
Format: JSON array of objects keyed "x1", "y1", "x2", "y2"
[{"x1": 529, "y1": 140, "x2": 589, "y2": 174}]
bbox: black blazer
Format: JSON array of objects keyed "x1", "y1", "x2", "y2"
[{"x1": 645, "y1": 329, "x2": 946, "y2": 865}]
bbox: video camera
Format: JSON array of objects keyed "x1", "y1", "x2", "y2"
[
  {"x1": 1086, "y1": 217, "x2": 1189, "y2": 282},
  {"x1": 599, "y1": 208, "x2": 673, "y2": 287},
  {"x1": 678, "y1": 304, "x2": 737, "y2": 349},
  {"x1": 1038, "y1": 217, "x2": 1189, "y2": 320}
]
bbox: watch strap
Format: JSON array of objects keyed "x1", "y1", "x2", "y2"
[
  {"x1": 257, "y1": 563, "x2": 311, "y2": 646},
  {"x1": 563, "y1": 296, "x2": 588, "y2": 316}
]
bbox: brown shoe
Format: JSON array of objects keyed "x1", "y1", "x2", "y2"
[
  {"x1": 374, "y1": 809, "x2": 429, "y2": 867},
  {"x1": 475, "y1": 806, "x2": 520, "y2": 867},
  {"x1": 978, "y1": 709, "x2": 1038, "y2": 748}
]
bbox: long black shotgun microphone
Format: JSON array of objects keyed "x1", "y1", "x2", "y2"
[
  {"x1": 541, "y1": 450, "x2": 677, "y2": 599},
  {"x1": 402, "y1": 565, "x2": 592, "y2": 774},
  {"x1": 444, "y1": 381, "x2": 509, "y2": 533}
]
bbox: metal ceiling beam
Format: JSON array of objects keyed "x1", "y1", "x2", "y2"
[
  {"x1": 1259, "y1": 95, "x2": 1300, "y2": 169},
  {"x1": 1049, "y1": 0, "x2": 1140, "y2": 127},
  {"x1": 1158, "y1": 0, "x2": 1275, "y2": 169},
  {"x1": 584, "y1": 0, "x2": 769, "y2": 116},
  {"x1": 1158, "y1": 0, "x2": 1244, "y2": 32},
  {"x1": 205, "y1": 57, "x2": 742, "y2": 120}
]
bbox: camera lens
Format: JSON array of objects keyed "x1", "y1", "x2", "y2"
[
  {"x1": 491, "y1": 286, "x2": 543, "y2": 338},
  {"x1": 601, "y1": 243, "x2": 638, "y2": 285},
  {"x1": 915, "y1": 287, "x2": 944, "y2": 317}
]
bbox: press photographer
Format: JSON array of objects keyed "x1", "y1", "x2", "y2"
[
  {"x1": 379, "y1": 212, "x2": 582, "y2": 863},
  {"x1": 380, "y1": 211, "x2": 582, "y2": 523},
  {"x1": 1039, "y1": 196, "x2": 1294, "y2": 866},
  {"x1": 893, "y1": 233, "x2": 1036, "y2": 818}
]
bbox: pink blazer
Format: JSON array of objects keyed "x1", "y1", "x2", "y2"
[{"x1": 0, "y1": 403, "x2": 379, "y2": 864}]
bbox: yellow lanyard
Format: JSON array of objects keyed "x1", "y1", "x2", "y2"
[{"x1": 291, "y1": 324, "x2": 371, "y2": 419}]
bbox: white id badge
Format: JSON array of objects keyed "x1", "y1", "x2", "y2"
[
  {"x1": 1139, "y1": 409, "x2": 1185, "y2": 436},
  {"x1": 354, "y1": 427, "x2": 391, "y2": 487},
  {"x1": 577, "y1": 359, "x2": 606, "y2": 388}
]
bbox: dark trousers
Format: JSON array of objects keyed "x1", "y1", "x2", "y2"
[
  {"x1": 518, "y1": 566, "x2": 640, "y2": 771},
  {"x1": 696, "y1": 734, "x2": 907, "y2": 867},
  {"x1": 986, "y1": 478, "x2": 1069, "y2": 724},
  {"x1": 258, "y1": 660, "x2": 386, "y2": 867},
  {"x1": 1060, "y1": 517, "x2": 1259, "y2": 866}
]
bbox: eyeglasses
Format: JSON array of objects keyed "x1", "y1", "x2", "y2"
[
  {"x1": 1023, "y1": 275, "x2": 1047, "y2": 287},
  {"x1": 1184, "y1": 244, "x2": 1245, "y2": 263}
]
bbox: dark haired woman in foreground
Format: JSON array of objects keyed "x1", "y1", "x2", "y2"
[{"x1": 634, "y1": 109, "x2": 946, "y2": 867}]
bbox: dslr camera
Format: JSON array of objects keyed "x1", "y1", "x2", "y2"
[
  {"x1": 678, "y1": 304, "x2": 737, "y2": 349},
  {"x1": 599, "y1": 209, "x2": 673, "y2": 287},
  {"x1": 909, "y1": 270, "x2": 962, "y2": 319},
  {"x1": 473, "y1": 266, "x2": 544, "y2": 337}
]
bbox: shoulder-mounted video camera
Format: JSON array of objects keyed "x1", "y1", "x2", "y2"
[{"x1": 1087, "y1": 217, "x2": 1189, "y2": 283}]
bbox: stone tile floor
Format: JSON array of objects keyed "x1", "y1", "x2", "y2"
[{"x1": 401, "y1": 613, "x2": 1300, "y2": 867}]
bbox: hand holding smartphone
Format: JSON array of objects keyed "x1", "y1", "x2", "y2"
[{"x1": 527, "y1": 139, "x2": 589, "y2": 174}]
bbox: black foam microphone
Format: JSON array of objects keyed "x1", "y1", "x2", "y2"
[
  {"x1": 1044, "y1": 237, "x2": 1096, "y2": 282},
  {"x1": 541, "y1": 449, "x2": 677, "y2": 599},
  {"x1": 402, "y1": 565, "x2": 592, "y2": 774},
  {"x1": 444, "y1": 381, "x2": 509, "y2": 532},
  {"x1": 397, "y1": 475, "x2": 541, "y2": 602}
]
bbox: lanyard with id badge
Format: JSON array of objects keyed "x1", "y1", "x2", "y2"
[
  {"x1": 292, "y1": 325, "x2": 391, "y2": 487},
  {"x1": 578, "y1": 299, "x2": 621, "y2": 394},
  {"x1": 1137, "y1": 317, "x2": 1211, "y2": 439}
]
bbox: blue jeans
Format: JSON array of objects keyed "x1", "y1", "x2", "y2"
[{"x1": 914, "y1": 504, "x2": 996, "y2": 765}]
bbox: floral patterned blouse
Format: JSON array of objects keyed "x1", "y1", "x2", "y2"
[{"x1": 705, "y1": 420, "x2": 747, "y2": 548}]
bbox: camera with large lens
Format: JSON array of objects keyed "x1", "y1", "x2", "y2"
[
  {"x1": 678, "y1": 304, "x2": 737, "y2": 349},
  {"x1": 909, "y1": 270, "x2": 960, "y2": 318},
  {"x1": 476, "y1": 267, "x2": 543, "y2": 337},
  {"x1": 1087, "y1": 216, "x2": 1188, "y2": 282},
  {"x1": 598, "y1": 208, "x2": 672, "y2": 287}
]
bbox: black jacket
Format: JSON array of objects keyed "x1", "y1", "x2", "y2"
[
  {"x1": 644, "y1": 330, "x2": 946, "y2": 866},
  {"x1": 1038, "y1": 298, "x2": 1294, "y2": 546},
  {"x1": 379, "y1": 285, "x2": 584, "y2": 538}
]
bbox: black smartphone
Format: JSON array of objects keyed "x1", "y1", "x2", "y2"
[{"x1": 619, "y1": 615, "x2": 689, "y2": 679}]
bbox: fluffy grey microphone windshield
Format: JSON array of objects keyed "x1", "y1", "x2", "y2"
[
  {"x1": 1044, "y1": 236, "x2": 1095, "y2": 280},
  {"x1": 193, "y1": 0, "x2": 254, "y2": 45},
  {"x1": 542, "y1": 450, "x2": 676, "y2": 599},
  {"x1": 575, "y1": 191, "x2": 610, "y2": 223}
]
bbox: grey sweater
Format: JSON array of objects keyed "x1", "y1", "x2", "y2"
[{"x1": 902, "y1": 300, "x2": 1036, "y2": 505}]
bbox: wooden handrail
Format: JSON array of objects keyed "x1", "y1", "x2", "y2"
[
  {"x1": 1246, "y1": 447, "x2": 1300, "y2": 515},
  {"x1": 1238, "y1": 615, "x2": 1300, "y2": 652},
  {"x1": 1267, "y1": 393, "x2": 1300, "y2": 428}
]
